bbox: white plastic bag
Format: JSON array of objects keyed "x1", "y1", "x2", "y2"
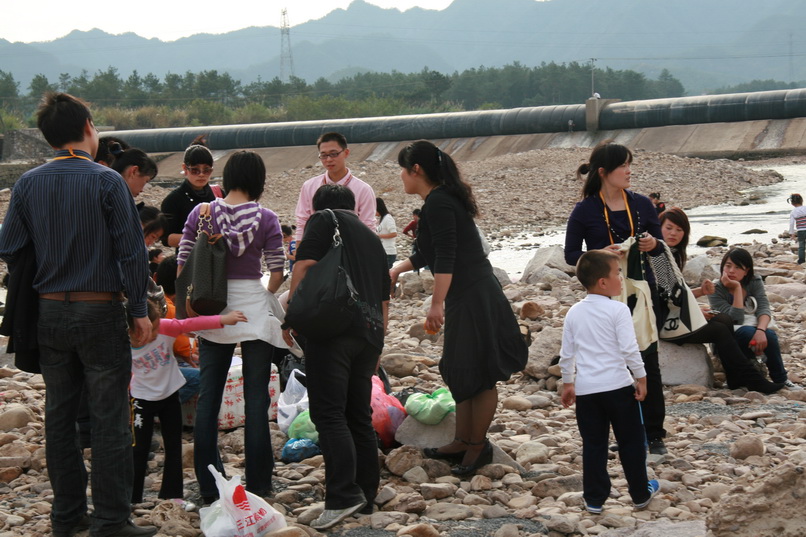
[
  {"x1": 199, "y1": 465, "x2": 286, "y2": 537},
  {"x1": 276, "y1": 369, "x2": 308, "y2": 433}
]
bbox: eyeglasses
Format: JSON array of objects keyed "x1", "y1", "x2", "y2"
[
  {"x1": 318, "y1": 150, "x2": 345, "y2": 160},
  {"x1": 187, "y1": 166, "x2": 213, "y2": 176}
]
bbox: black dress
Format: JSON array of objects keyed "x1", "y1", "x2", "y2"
[{"x1": 410, "y1": 188, "x2": 527, "y2": 403}]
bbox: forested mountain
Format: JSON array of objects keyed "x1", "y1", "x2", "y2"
[{"x1": 1, "y1": 0, "x2": 804, "y2": 94}]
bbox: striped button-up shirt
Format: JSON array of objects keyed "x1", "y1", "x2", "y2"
[{"x1": 0, "y1": 149, "x2": 149, "y2": 317}]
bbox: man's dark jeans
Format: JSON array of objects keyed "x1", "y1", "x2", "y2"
[
  {"x1": 305, "y1": 334, "x2": 380, "y2": 510},
  {"x1": 38, "y1": 299, "x2": 133, "y2": 536}
]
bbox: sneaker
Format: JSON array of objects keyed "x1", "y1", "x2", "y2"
[
  {"x1": 648, "y1": 439, "x2": 667, "y2": 455},
  {"x1": 585, "y1": 503, "x2": 603, "y2": 514},
  {"x1": 634, "y1": 480, "x2": 660, "y2": 510},
  {"x1": 783, "y1": 379, "x2": 803, "y2": 390},
  {"x1": 310, "y1": 501, "x2": 367, "y2": 530}
]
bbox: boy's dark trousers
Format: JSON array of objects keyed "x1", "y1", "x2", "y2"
[
  {"x1": 131, "y1": 392, "x2": 184, "y2": 503},
  {"x1": 576, "y1": 385, "x2": 651, "y2": 507}
]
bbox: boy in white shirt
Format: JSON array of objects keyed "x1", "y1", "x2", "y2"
[
  {"x1": 560, "y1": 249, "x2": 660, "y2": 514},
  {"x1": 787, "y1": 193, "x2": 806, "y2": 264}
]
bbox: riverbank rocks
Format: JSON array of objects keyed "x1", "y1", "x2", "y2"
[
  {"x1": 706, "y1": 462, "x2": 806, "y2": 537},
  {"x1": 658, "y1": 342, "x2": 714, "y2": 386},
  {"x1": 681, "y1": 255, "x2": 719, "y2": 287},
  {"x1": 697, "y1": 236, "x2": 728, "y2": 247},
  {"x1": 2, "y1": 152, "x2": 806, "y2": 537},
  {"x1": 729, "y1": 435, "x2": 766, "y2": 459},
  {"x1": 524, "y1": 327, "x2": 563, "y2": 379},
  {"x1": 522, "y1": 246, "x2": 575, "y2": 284},
  {"x1": 0, "y1": 404, "x2": 37, "y2": 431}
]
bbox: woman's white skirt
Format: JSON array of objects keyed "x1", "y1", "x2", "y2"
[{"x1": 195, "y1": 279, "x2": 288, "y2": 348}]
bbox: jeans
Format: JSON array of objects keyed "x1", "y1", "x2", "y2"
[
  {"x1": 194, "y1": 339, "x2": 275, "y2": 498},
  {"x1": 734, "y1": 326, "x2": 788, "y2": 383},
  {"x1": 131, "y1": 392, "x2": 183, "y2": 503},
  {"x1": 576, "y1": 385, "x2": 651, "y2": 507},
  {"x1": 37, "y1": 299, "x2": 133, "y2": 537},
  {"x1": 305, "y1": 335, "x2": 380, "y2": 509},
  {"x1": 176, "y1": 363, "x2": 200, "y2": 404},
  {"x1": 386, "y1": 254, "x2": 397, "y2": 270},
  {"x1": 797, "y1": 230, "x2": 806, "y2": 264}
]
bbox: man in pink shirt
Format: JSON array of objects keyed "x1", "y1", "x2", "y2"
[{"x1": 294, "y1": 132, "x2": 376, "y2": 241}]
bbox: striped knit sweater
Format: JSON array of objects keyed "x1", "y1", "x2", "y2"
[{"x1": 177, "y1": 199, "x2": 284, "y2": 279}]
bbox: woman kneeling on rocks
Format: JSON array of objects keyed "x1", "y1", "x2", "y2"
[
  {"x1": 389, "y1": 140, "x2": 528, "y2": 476},
  {"x1": 659, "y1": 208, "x2": 783, "y2": 394}
]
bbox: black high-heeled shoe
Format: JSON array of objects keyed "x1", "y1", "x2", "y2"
[
  {"x1": 423, "y1": 437, "x2": 467, "y2": 462},
  {"x1": 451, "y1": 439, "x2": 493, "y2": 476}
]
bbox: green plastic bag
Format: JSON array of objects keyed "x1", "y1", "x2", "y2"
[
  {"x1": 287, "y1": 410, "x2": 319, "y2": 443},
  {"x1": 404, "y1": 388, "x2": 456, "y2": 425}
]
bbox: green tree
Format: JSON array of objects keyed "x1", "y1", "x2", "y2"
[{"x1": 0, "y1": 70, "x2": 20, "y2": 109}]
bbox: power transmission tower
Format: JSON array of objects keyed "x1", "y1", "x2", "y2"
[{"x1": 280, "y1": 9, "x2": 295, "y2": 82}]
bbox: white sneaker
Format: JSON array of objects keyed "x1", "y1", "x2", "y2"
[
  {"x1": 783, "y1": 380, "x2": 802, "y2": 390},
  {"x1": 310, "y1": 501, "x2": 367, "y2": 530}
]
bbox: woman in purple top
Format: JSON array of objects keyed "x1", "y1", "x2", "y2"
[
  {"x1": 563, "y1": 142, "x2": 669, "y2": 455},
  {"x1": 178, "y1": 151, "x2": 286, "y2": 502}
]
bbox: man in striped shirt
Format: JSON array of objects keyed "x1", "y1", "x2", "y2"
[{"x1": 0, "y1": 93, "x2": 155, "y2": 537}]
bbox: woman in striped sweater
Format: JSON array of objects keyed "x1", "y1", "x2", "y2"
[{"x1": 178, "y1": 150, "x2": 287, "y2": 503}]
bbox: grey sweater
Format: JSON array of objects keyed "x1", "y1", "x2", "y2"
[{"x1": 709, "y1": 275, "x2": 771, "y2": 325}]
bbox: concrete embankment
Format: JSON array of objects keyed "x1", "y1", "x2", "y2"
[
  {"x1": 148, "y1": 117, "x2": 806, "y2": 180},
  {"x1": 3, "y1": 117, "x2": 806, "y2": 187}
]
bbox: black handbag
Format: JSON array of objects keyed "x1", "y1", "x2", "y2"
[
  {"x1": 176, "y1": 203, "x2": 228, "y2": 318},
  {"x1": 284, "y1": 209, "x2": 360, "y2": 341}
]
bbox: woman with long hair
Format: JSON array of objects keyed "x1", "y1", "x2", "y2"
[
  {"x1": 161, "y1": 136, "x2": 219, "y2": 249},
  {"x1": 375, "y1": 197, "x2": 397, "y2": 269},
  {"x1": 390, "y1": 140, "x2": 527, "y2": 476},
  {"x1": 659, "y1": 208, "x2": 782, "y2": 393},
  {"x1": 709, "y1": 248, "x2": 799, "y2": 390},
  {"x1": 564, "y1": 142, "x2": 669, "y2": 455},
  {"x1": 178, "y1": 150, "x2": 286, "y2": 502}
]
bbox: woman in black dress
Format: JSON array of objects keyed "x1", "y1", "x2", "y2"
[{"x1": 390, "y1": 140, "x2": 527, "y2": 475}]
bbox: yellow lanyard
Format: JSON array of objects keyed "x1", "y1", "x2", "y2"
[
  {"x1": 600, "y1": 190, "x2": 635, "y2": 245},
  {"x1": 52, "y1": 148, "x2": 92, "y2": 161}
]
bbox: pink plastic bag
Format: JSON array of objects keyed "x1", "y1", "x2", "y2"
[{"x1": 370, "y1": 375, "x2": 407, "y2": 448}]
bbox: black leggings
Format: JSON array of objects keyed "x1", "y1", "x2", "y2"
[{"x1": 130, "y1": 392, "x2": 184, "y2": 503}]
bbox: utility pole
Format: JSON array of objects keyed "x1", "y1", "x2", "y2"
[
  {"x1": 280, "y1": 9, "x2": 295, "y2": 82},
  {"x1": 590, "y1": 58, "x2": 597, "y2": 97}
]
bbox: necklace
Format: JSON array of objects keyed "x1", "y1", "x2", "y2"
[{"x1": 600, "y1": 190, "x2": 638, "y2": 244}]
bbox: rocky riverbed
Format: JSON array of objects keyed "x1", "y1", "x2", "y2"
[{"x1": 0, "y1": 149, "x2": 805, "y2": 537}]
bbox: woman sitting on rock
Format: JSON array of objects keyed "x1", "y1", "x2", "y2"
[
  {"x1": 659, "y1": 208, "x2": 782, "y2": 394},
  {"x1": 389, "y1": 140, "x2": 527, "y2": 476},
  {"x1": 709, "y1": 247, "x2": 800, "y2": 390}
]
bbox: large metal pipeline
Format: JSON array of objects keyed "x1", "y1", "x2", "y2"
[{"x1": 105, "y1": 89, "x2": 806, "y2": 152}]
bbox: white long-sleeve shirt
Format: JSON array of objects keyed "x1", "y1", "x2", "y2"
[
  {"x1": 789, "y1": 205, "x2": 806, "y2": 234},
  {"x1": 560, "y1": 294, "x2": 647, "y2": 396}
]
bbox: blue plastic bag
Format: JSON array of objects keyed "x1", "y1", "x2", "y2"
[{"x1": 281, "y1": 438, "x2": 321, "y2": 463}]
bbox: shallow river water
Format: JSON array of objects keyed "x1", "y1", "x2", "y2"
[{"x1": 488, "y1": 164, "x2": 806, "y2": 280}]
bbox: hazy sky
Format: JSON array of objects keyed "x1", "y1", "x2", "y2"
[{"x1": 1, "y1": 0, "x2": 454, "y2": 44}]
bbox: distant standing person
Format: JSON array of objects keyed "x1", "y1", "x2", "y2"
[
  {"x1": 0, "y1": 93, "x2": 154, "y2": 537},
  {"x1": 402, "y1": 209, "x2": 420, "y2": 238},
  {"x1": 160, "y1": 137, "x2": 219, "y2": 250},
  {"x1": 375, "y1": 197, "x2": 397, "y2": 268},
  {"x1": 788, "y1": 193, "x2": 806, "y2": 264},
  {"x1": 560, "y1": 249, "x2": 659, "y2": 515},
  {"x1": 294, "y1": 132, "x2": 376, "y2": 242},
  {"x1": 648, "y1": 193, "x2": 666, "y2": 215}
]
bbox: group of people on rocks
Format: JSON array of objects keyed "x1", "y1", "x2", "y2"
[
  {"x1": 0, "y1": 92, "x2": 801, "y2": 535},
  {"x1": 561, "y1": 141, "x2": 802, "y2": 513}
]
